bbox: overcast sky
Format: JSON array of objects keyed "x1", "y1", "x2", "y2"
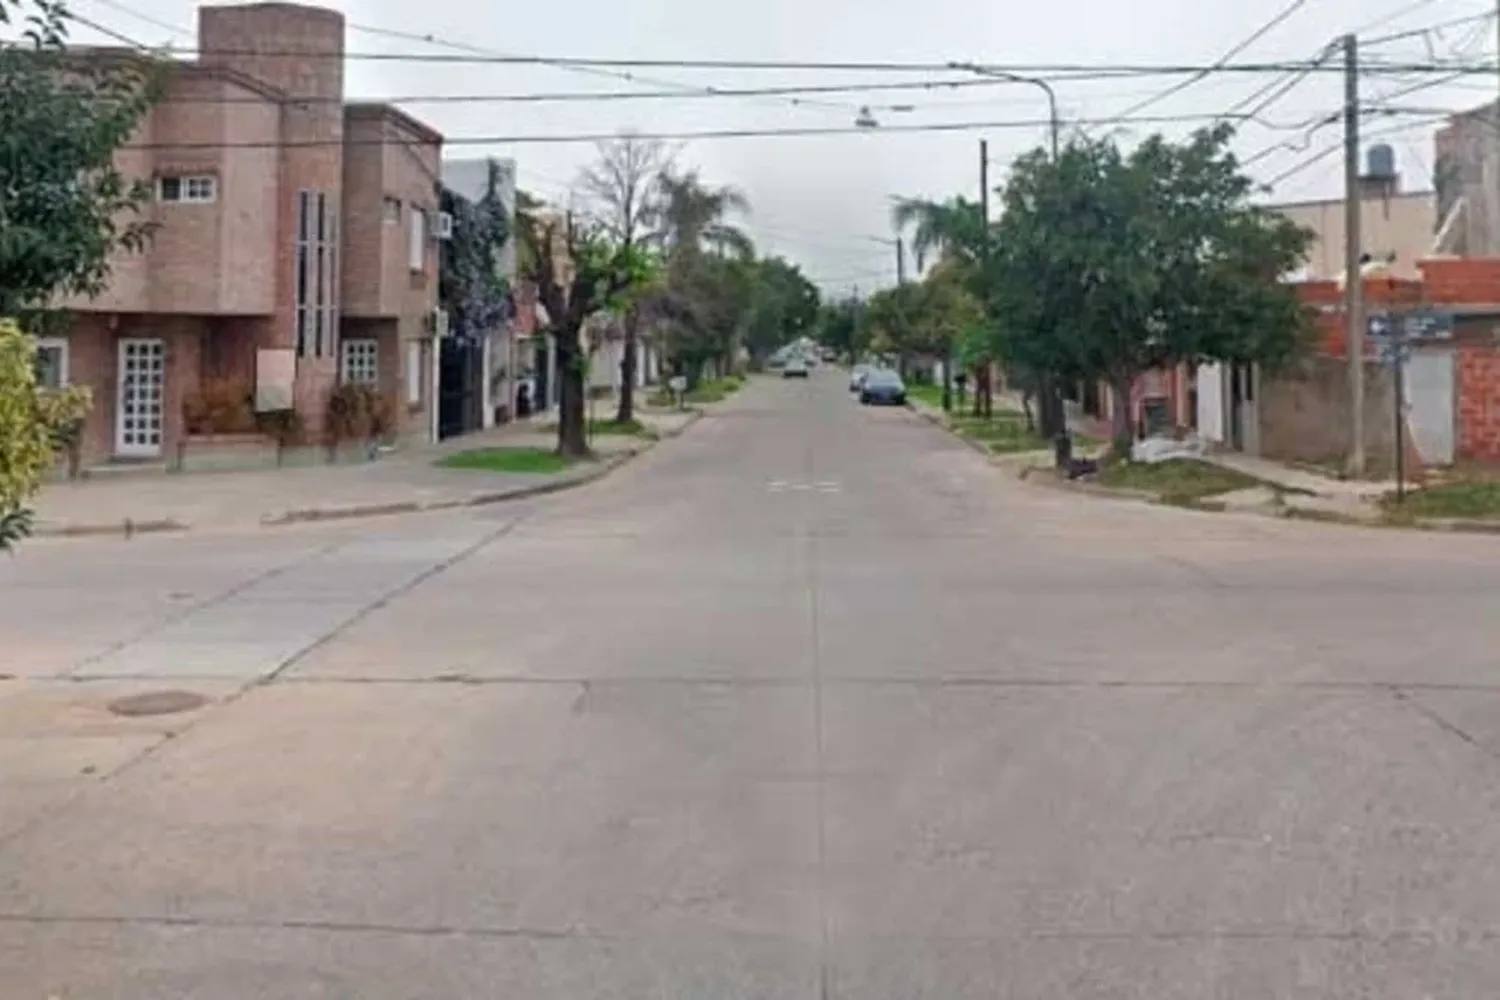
[{"x1": 64, "y1": 0, "x2": 1500, "y2": 295}]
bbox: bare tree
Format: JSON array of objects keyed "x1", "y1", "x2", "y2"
[{"x1": 578, "y1": 134, "x2": 672, "y2": 423}]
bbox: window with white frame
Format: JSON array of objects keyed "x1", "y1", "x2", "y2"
[
  {"x1": 295, "y1": 190, "x2": 340, "y2": 358},
  {"x1": 408, "y1": 208, "x2": 426, "y2": 271},
  {"x1": 406, "y1": 340, "x2": 422, "y2": 404},
  {"x1": 383, "y1": 196, "x2": 402, "y2": 223},
  {"x1": 341, "y1": 338, "x2": 378, "y2": 386},
  {"x1": 158, "y1": 175, "x2": 216, "y2": 203},
  {"x1": 32, "y1": 337, "x2": 68, "y2": 389}
]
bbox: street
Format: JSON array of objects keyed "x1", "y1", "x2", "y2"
[{"x1": 4, "y1": 370, "x2": 1500, "y2": 997}]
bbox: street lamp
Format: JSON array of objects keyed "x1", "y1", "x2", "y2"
[{"x1": 947, "y1": 62, "x2": 1061, "y2": 159}]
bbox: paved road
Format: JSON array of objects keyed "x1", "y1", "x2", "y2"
[{"x1": 3, "y1": 371, "x2": 1500, "y2": 997}]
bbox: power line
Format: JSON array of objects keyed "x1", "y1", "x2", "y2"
[
  {"x1": 343, "y1": 22, "x2": 857, "y2": 114},
  {"x1": 115, "y1": 109, "x2": 1360, "y2": 152},
  {"x1": 1362, "y1": 9, "x2": 1497, "y2": 46},
  {"x1": 1116, "y1": 0, "x2": 1312, "y2": 119},
  {"x1": 102, "y1": 46, "x2": 1494, "y2": 75},
  {"x1": 1261, "y1": 111, "x2": 1449, "y2": 187},
  {"x1": 101, "y1": 77, "x2": 1073, "y2": 107},
  {"x1": 1354, "y1": 0, "x2": 1458, "y2": 37}
]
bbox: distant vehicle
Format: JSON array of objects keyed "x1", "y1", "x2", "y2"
[
  {"x1": 849, "y1": 364, "x2": 874, "y2": 391},
  {"x1": 859, "y1": 369, "x2": 906, "y2": 405},
  {"x1": 783, "y1": 357, "x2": 810, "y2": 378}
]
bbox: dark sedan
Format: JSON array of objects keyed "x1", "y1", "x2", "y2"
[{"x1": 859, "y1": 369, "x2": 907, "y2": 405}]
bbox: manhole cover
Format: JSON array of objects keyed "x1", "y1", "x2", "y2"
[{"x1": 107, "y1": 691, "x2": 208, "y2": 718}]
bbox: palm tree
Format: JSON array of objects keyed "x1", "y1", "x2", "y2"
[
  {"x1": 649, "y1": 169, "x2": 755, "y2": 379},
  {"x1": 889, "y1": 196, "x2": 985, "y2": 272},
  {"x1": 890, "y1": 196, "x2": 990, "y2": 411},
  {"x1": 653, "y1": 168, "x2": 753, "y2": 259}
]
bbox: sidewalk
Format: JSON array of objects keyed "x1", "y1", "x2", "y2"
[{"x1": 32, "y1": 407, "x2": 698, "y2": 537}]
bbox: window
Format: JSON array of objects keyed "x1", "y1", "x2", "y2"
[
  {"x1": 408, "y1": 208, "x2": 426, "y2": 271},
  {"x1": 382, "y1": 196, "x2": 402, "y2": 223},
  {"x1": 406, "y1": 340, "x2": 422, "y2": 404},
  {"x1": 158, "y1": 175, "x2": 216, "y2": 203},
  {"x1": 294, "y1": 189, "x2": 339, "y2": 359},
  {"x1": 32, "y1": 337, "x2": 68, "y2": 389},
  {"x1": 341, "y1": 339, "x2": 378, "y2": 386}
]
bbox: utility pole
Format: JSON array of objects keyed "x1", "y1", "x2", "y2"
[
  {"x1": 979, "y1": 139, "x2": 992, "y2": 419},
  {"x1": 895, "y1": 237, "x2": 906, "y2": 285},
  {"x1": 1343, "y1": 33, "x2": 1365, "y2": 477}
]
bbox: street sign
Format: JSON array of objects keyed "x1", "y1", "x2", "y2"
[{"x1": 1367, "y1": 309, "x2": 1454, "y2": 343}]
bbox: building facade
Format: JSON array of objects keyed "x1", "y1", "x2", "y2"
[
  {"x1": 1270, "y1": 146, "x2": 1437, "y2": 281},
  {"x1": 46, "y1": 2, "x2": 444, "y2": 468}
]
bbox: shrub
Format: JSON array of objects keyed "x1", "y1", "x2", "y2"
[
  {"x1": 182, "y1": 377, "x2": 255, "y2": 435},
  {"x1": 0, "y1": 320, "x2": 57, "y2": 551},
  {"x1": 36, "y1": 384, "x2": 93, "y2": 478},
  {"x1": 325, "y1": 383, "x2": 395, "y2": 444}
]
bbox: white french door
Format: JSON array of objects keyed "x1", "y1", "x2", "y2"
[{"x1": 115, "y1": 338, "x2": 166, "y2": 457}]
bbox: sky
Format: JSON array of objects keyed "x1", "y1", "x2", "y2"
[{"x1": 57, "y1": 0, "x2": 1500, "y2": 296}]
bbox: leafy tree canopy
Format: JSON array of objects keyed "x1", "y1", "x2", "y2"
[{"x1": 0, "y1": 0, "x2": 159, "y2": 323}]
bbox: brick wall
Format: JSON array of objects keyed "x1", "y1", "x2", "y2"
[
  {"x1": 1458, "y1": 345, "x2": 1500, "y2": 461},
  {"x1": 1259, "y1": 356, "x2": 1403, "y2": 466}
]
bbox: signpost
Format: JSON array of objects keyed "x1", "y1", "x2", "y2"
[{"x1": 1365, "y1": 308, "x2": 1447, "y2": 503}]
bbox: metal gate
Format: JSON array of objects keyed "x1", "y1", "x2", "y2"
[
  {"x1": 1405, "y1": 349, "x2": 1456, "y2": 465},
  {"x1": 438, "y1": 336, "x2": 483, "y2": 441}
]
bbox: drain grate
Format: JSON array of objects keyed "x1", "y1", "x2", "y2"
[{"x1": 107, "y1": 690, "x2": 208, "y2": 718}]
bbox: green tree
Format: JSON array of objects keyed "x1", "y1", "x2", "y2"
[
  {"x1": 815, "y1": 296, "x2": 865, "y2": 362},
  {"x1": 0, "y1": 0, "x2": 158, "y2": 322},
  {"x1": 0, "y1": 0, "x2": 156, "y2": 548},
  {"x1": 891, "y1": 196, "x2": 992, "y2": 410},
  {"x1": 649, "y1": 168, "x2": 756, "y2": 379},
  {"x1": 578, "y1": 135, "x2": 672, "y2": 422},
  {"x1": 515, "y1": 204, "x2": 655, "y2": 457},
  {"x1": 742, "y1": 257, "x2": 821, "y2": 367},
  {"x1": 991, "y1": 125, "x2": 1312, "y2": 454}
]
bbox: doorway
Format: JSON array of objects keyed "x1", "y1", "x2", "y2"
[{"x1": 115, "y1": 337, "x2": 166, "y2": 457}]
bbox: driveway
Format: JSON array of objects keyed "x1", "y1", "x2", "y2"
[{"x1": 2, "y1": 371, "x2": 1499, "y2": 997}]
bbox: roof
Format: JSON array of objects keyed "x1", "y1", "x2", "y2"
[
  {"x1": 1268, "y1": 189, "x2": 1434, "y2": 212},
  {"x1": 345, "y1": 102, "x2": 443, "y2": 145}
]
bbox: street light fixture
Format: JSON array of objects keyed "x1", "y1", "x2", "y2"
[{"x1": 946, "y1": 62, "x2": 1060, "y2": 159}]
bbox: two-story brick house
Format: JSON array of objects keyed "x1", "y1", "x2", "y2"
[{"x1": 45, "y1": 2, "x2": 444, "y2": 467}]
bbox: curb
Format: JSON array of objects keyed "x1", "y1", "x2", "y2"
[
  {"x1": 904, "y1": 400, "x2": 1500, "y2": 535},
  {"x1": 34, "y1": 412, "x2": 703, "y2": 539}
]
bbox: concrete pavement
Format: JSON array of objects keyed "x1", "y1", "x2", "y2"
[
  {"x1": 29, "y1": 407, "x2": 696, "y2": 536},
  {"x1": 3, "y1": 369, "x2": 1500, "y2": 996}
]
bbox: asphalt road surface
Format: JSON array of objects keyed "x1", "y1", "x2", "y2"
[{"x1": 4, "y1": 371, "x2": 1500, "y2": 997}]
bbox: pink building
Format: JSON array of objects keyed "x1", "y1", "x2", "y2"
[{"x1": 44, "y1": 2, "x2": 444, "y2": 467}]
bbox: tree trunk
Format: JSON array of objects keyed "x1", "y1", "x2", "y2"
[
  {"x1": 1109, "y1": 374, "x2": 1134, "y2": 459},
  {"x1": 555, "y1": 331, "x2": 591, "y2": 458},
  {"x1": 1033, "y1": 373, "x2": 1066, "y2": 440},
  {"x1": 616, "y1": 307, "x2": 639, "y2": 424}
]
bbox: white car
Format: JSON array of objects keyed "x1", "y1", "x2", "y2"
[{"x1": 783, "y1": 357, "x2": 810, "y2": 378}]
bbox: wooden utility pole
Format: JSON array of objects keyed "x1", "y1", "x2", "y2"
[
  {"x1": 895, "y1": 237, "x2": 906, "y2": 285},
  {"x1": 979, "y1": 138, "x2": 993, "y2": 418},
  {"x1": 1342, "y1": 33, "x2": 1365, "y2": 477}
]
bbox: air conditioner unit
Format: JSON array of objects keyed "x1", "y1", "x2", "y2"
[
  {"x1": 432, "y1": 307, "x2": 450, "y2": 338},
  {"x1": 435, "y1": 211, "x2": 454, "y2": 240}
]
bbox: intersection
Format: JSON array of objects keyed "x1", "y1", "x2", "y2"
[{"x1": 3, "y1": 371, "x2": 1500, "y2": 996}]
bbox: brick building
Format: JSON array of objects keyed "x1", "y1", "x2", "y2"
[
  {"x1": 1204, "y1": 259, "x2": 1500, "y2": 468},
  {"x1": 42, "y1": 2, "x2": 444, "y2": 468}
]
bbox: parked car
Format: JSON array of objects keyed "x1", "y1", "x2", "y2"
[
  {"x1": 783, "y1": 357, "x2": 810, "y2": 378},
  {"x1": 859, "y1": 369, "x2": 906, "y2": 405}
]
